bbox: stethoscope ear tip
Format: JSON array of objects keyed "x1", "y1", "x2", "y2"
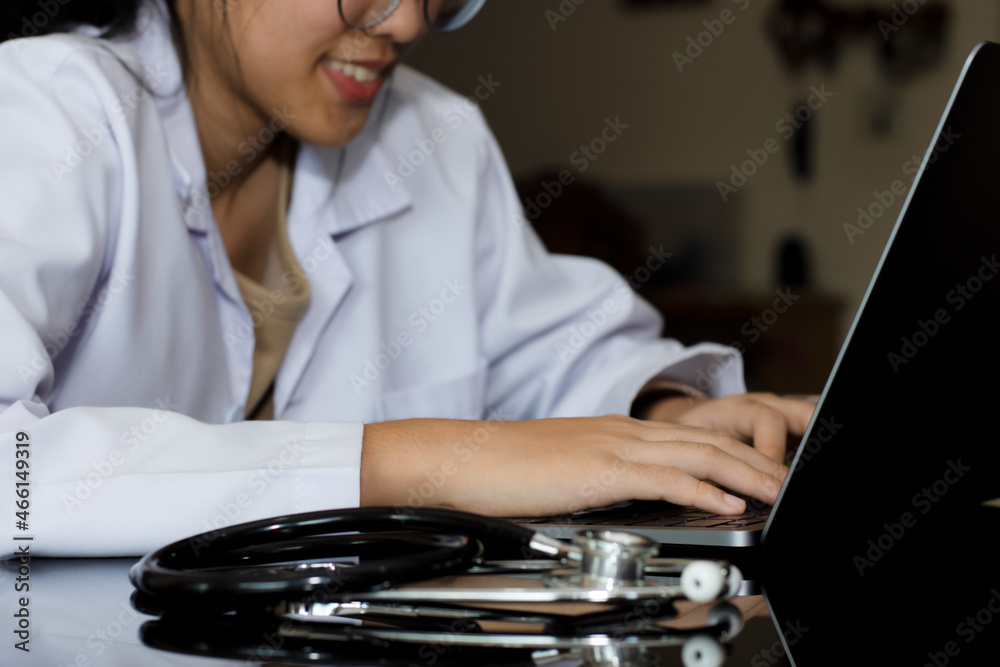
[
  {"x1": 726, "y1": 564, "x2": 744, "y2": 599},
  {"x1": 679, "y1": 561, "x2": 744, "y2": 602},
  {"x1": 681, "y1": 634, "x2": 727, "y2": 667},
  {"x1": 706, "y1": 600, "x2": 745, "y2": 637},
  {"x1": 680, "y1": 561, "x2": 726, "y2": 602}
]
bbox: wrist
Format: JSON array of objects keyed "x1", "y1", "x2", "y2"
[{"x1": 630, "y1": 380, "x2": 706, "y2": 421}]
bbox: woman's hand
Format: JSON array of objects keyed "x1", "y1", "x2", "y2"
[
  {"x1": 360, "y1": 414, "x2": 790, "y2": 518},
  {"x1": 639, "y1": 392, "x2": 817, "y2": 463}
]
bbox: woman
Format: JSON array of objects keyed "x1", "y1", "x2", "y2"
[{"x1": 0, "y1": 0, "x2": 812, "y2": 558}]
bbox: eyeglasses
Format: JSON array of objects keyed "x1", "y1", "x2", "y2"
[{"x1": 338, "y1": 0, "x2": 486, "y2": 33}]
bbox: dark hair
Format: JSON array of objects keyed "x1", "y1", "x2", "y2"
[
  {"x1": 3, "y1": 0, "x2": 153, "y2": 42},
  {"x1": 3, "y1": 0, "x2": 193, "y2": 79}
]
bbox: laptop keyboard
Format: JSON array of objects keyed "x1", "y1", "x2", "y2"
[{"x1": 521, "y1": 499, "x2": 771, "y2": 529}]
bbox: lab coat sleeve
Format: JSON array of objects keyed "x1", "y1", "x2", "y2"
[
  {"x1": 0, "y1": 41, "x2": 362, "y2": 559},
  {"x1": 469, "y1": 117, "x2": 746, "y2": 420}
]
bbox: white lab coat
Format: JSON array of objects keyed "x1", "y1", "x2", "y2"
[{"x1": 0, "y1": 2, "x2": 744, "y2": 558}]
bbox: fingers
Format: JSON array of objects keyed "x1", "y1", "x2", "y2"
[
  {"x1": 626, "y1": 464, "x2": 749, "y2": 515},
  {"x1": 672, "y1": 393, "x2": 815, "y2": 463},
  {"x1": 785, "y1": 394, "x2": 820, "y2": 406},
  {"x1": 744, "y1": 393, "x2": 815, "y2": 435},
  {"x1": 654, "y1": 440, "x2": 781, "y2": 506},
  {"x1": 619, "y1": 419, "x2": 787, "y2": 510},
  {"x1": 634, "y1": 421, "x2": 787, "y2": 482},
  {"x1": 750, "y1": 408, "x2": 789, "y2": 462},
  {"x1": 740, "y1": 394, "x2": 815, "y2": 462}
]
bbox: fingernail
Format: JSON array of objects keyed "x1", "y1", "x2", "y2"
[{"x1": 723, "y1": 493, "x2": 745, "y2": 511}]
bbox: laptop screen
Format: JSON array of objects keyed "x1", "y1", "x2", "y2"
[{"x1": 761, "y1": 41, "x2": 1000, "y2": 666}]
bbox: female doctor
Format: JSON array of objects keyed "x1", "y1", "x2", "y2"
[{"x1": 0, "y1": 0, "x2": 814, "y2": 558}]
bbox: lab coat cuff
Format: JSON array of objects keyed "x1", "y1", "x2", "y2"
[
  {"x1": 293, "y1": 421, "x2": 365, "y2": 512},
  {"x1": 599, "y1": 342, "x2": 746, "y2": 418}
]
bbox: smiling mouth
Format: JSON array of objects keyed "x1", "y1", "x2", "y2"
[{"x1": 323, "y1": 59, "x2": 389, "y2": 83}]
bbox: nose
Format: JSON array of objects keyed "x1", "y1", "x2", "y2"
[{"x1": 367, "y1": 0, "x2": 427, "y2": 45}]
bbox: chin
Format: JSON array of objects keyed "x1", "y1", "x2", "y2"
[{"x1": 293, "y1": 106, "x2": 374, "y2": 149}]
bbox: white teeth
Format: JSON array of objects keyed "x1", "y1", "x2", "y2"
[{"x1": 325, "y1": 60, "x2": 380, "y2": 83}]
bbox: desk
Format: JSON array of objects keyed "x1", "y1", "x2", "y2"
[
  {"x1": 1, "y1": 558, "x2": 793, "y2": 667},
  {"x1": 4, "y1": 540, "x2": 1000, "y2": 666}
]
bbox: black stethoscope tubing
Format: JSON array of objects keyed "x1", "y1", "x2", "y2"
[{"x1": 130, "y1": 506, "x2": 543, "y2": 608}]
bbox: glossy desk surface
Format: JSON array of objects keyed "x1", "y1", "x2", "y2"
[
  {"x1": 2, "y1": 557, "x2": 790, "y2": 667},
  {"x1": 3, "y1": 542, "x2": 999, "y2": 667}
]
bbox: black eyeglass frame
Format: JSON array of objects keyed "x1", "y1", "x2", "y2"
[{"x1": 337, "y1": 0, "x2": 487, "y2": 33}]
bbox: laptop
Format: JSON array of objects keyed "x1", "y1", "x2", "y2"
[{"x1": 519, "y1": 41, "x2": 1000, "y2": 558}]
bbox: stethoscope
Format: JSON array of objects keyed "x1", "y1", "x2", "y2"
[{"x1": 130, "y1": 507, "x2": 745, "y2": 667}]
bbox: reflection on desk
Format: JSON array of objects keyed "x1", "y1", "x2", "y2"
[{"x1": 0, "y1": 558, "x2": 791, "y2": 667}]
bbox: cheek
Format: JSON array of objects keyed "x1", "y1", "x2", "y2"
[
  {"x1": 229, "y1": 2, "x2": 344, "y2": 81},
  {"x1": 230, "y1": 29, "x2": 331, "y2": 111},
  {"x1": 225, "y1": 6, "x2": 375, "y2": 146}
]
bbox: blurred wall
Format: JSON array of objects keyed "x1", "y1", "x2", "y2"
[{"x1": 405, "y1": 0, "x2": 999, "y2": 342}]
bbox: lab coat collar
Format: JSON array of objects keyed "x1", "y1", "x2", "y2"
[
  {"x1": 292, "y1": 103, "x2": 413, "y2": 238},
  {"x1": 124, "y1": 0, "x2": 412, "y2": 237}
]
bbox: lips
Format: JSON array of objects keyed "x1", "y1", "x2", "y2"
[{"x1": 322, "y1": 58, "x2": 395, "y2": 103}]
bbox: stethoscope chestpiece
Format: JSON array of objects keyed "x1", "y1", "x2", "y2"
[
  {"x1": 572, "y1": 530, "x2": 659, "y2": 590},
  {"x1": 544, "y1": 529, "x2": 739, "y2": 603}
]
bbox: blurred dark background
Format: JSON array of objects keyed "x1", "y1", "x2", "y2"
[{"x1": 406, "y1": 0, "x2": 996, "y2": 393}]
